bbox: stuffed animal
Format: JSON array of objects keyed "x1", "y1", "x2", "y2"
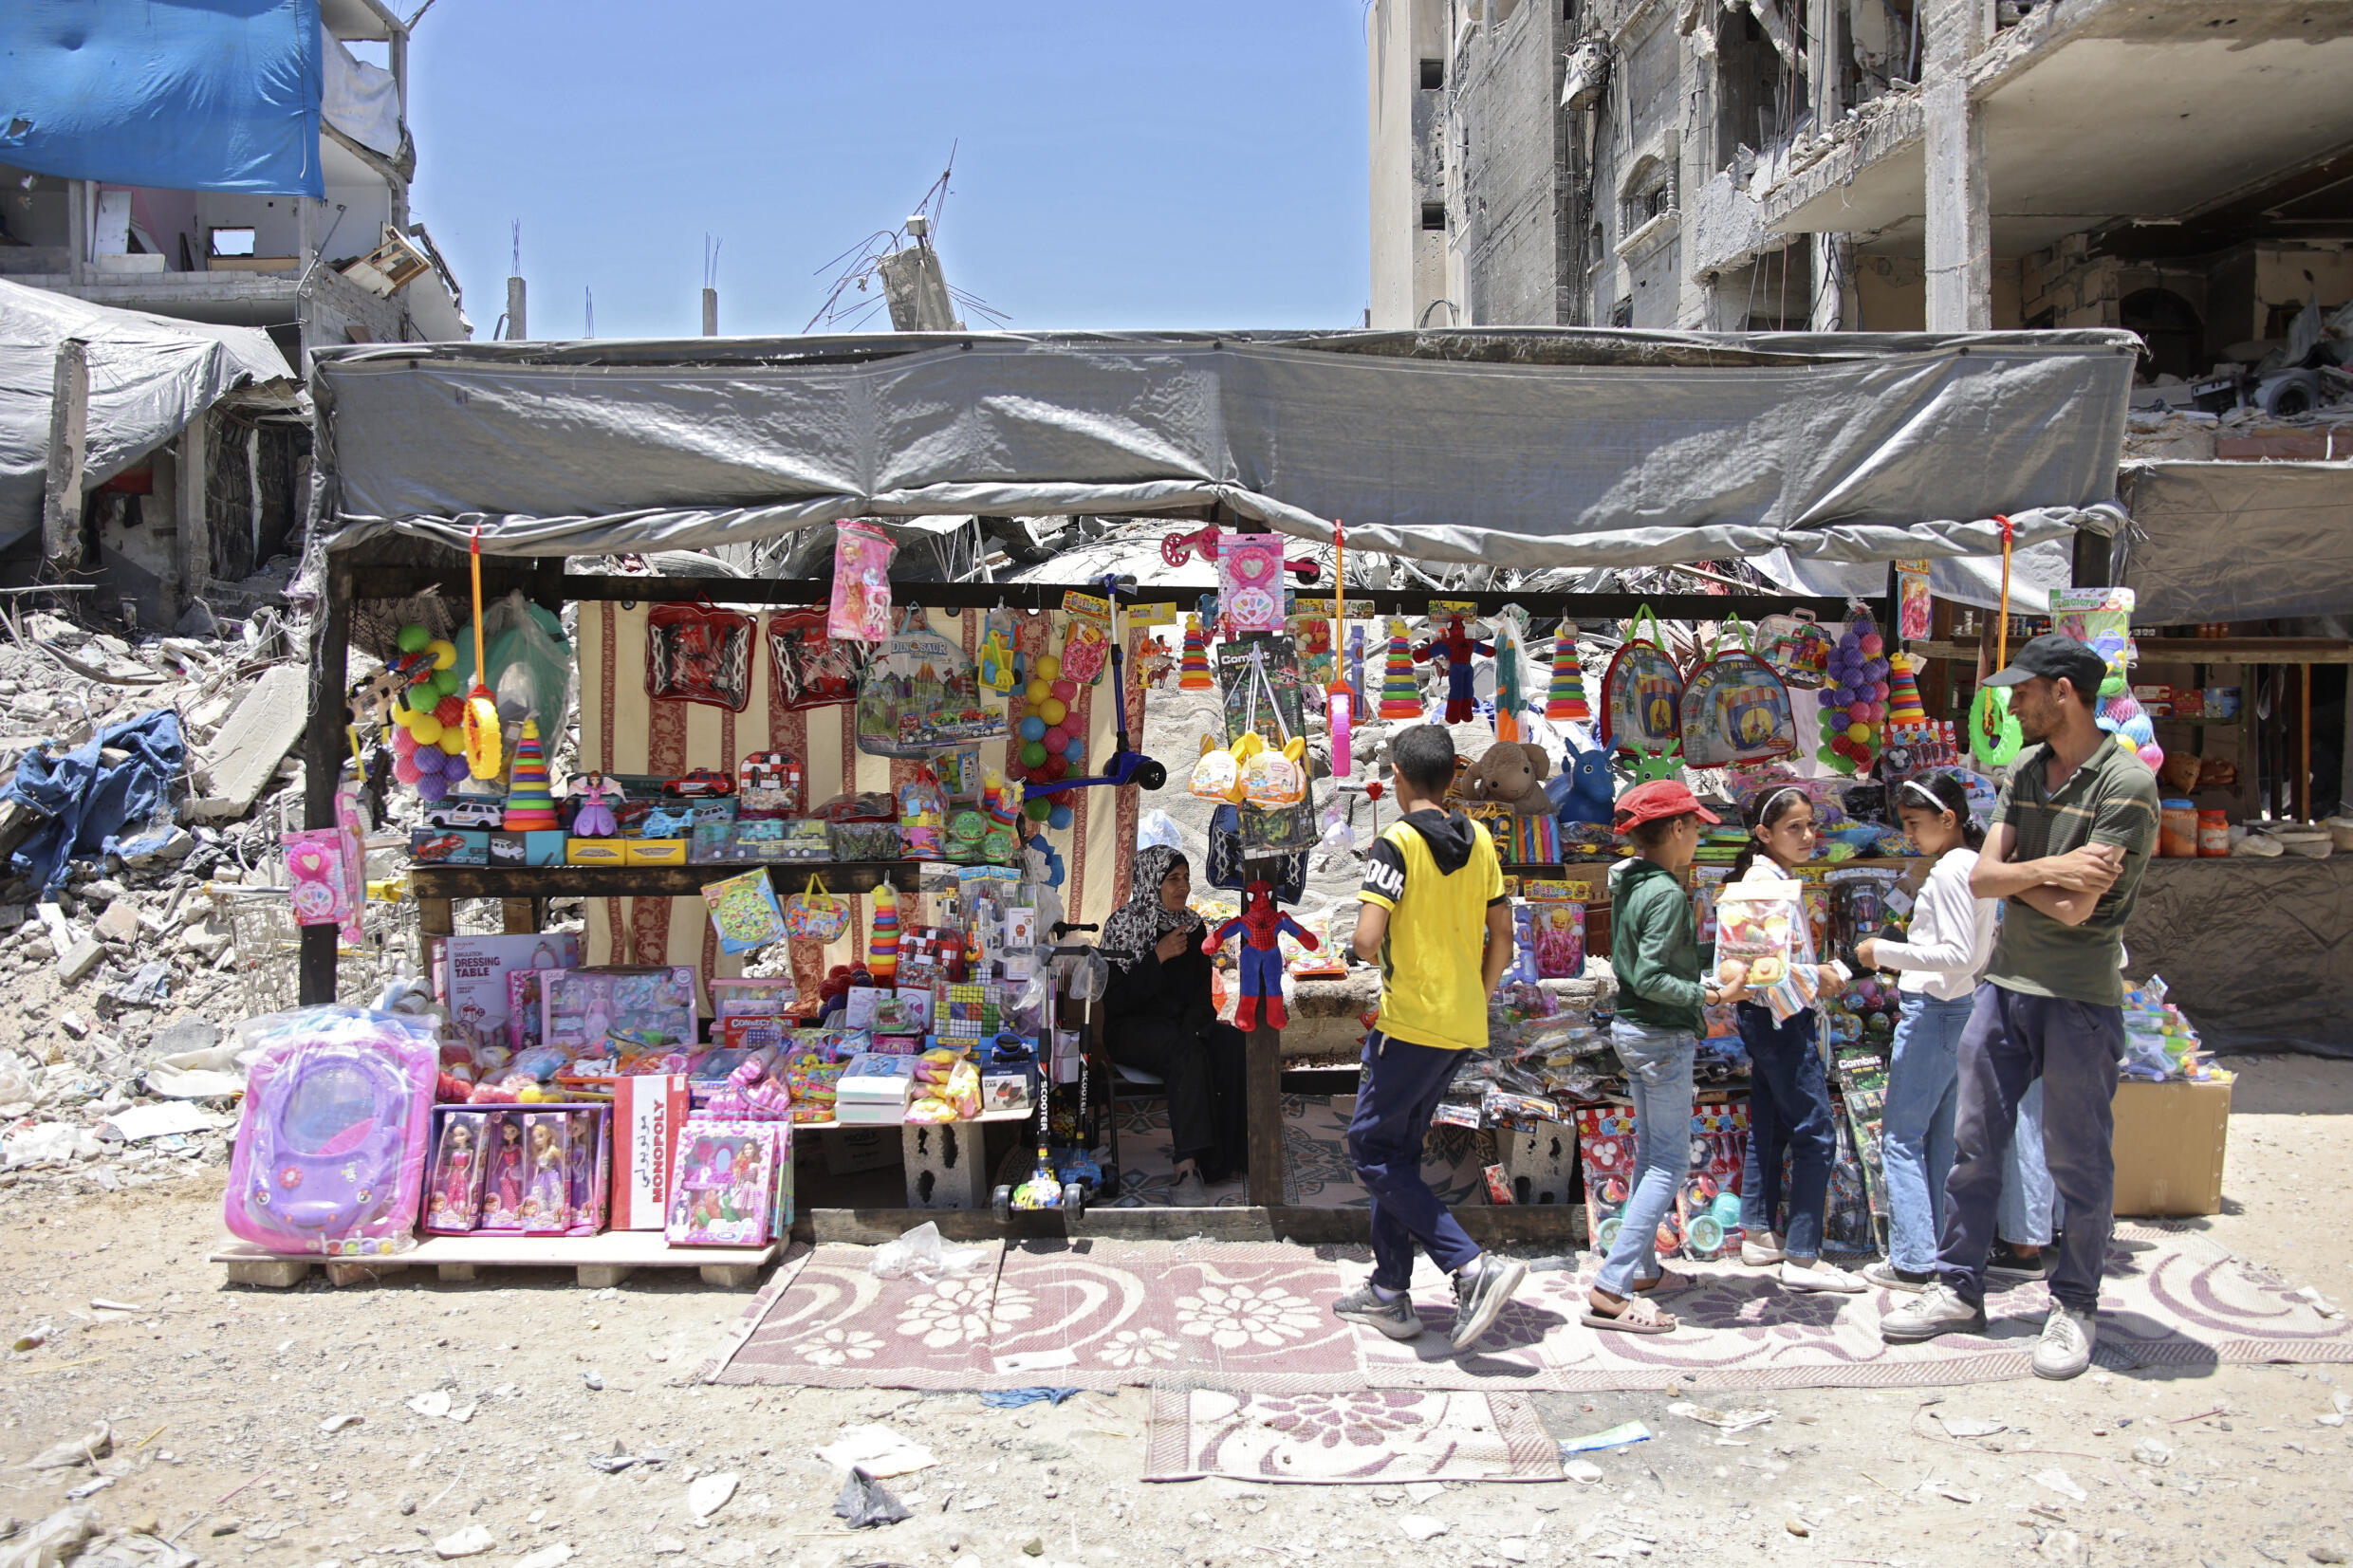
[
  {"x1": 1545, "y1": 736, "x2": 1615, "y2": 826},
  {"x1": 1466, "y1": 741, "x2": 1554, "y2": 816},
  {"x1": 1413, "y1": 616, "x2": 1494, "y2": 724},
  {"x1": 1202, "y1": 879, "x2": 1318, "y2": 1031}
]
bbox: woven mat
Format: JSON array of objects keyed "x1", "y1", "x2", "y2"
[
  {"x1": 704, "y1": 1223, "x2": 2353, "y2": 1393},
  {"x1": 1142, "y1": 1387, "x2": 1563, "y2": 1484}
]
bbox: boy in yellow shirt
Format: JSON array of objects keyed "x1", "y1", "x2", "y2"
[{"x1": 1336, "y1": 725, "x2": 1526, "y2": 1352}]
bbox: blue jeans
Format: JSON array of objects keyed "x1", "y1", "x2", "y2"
[
  {"x1": 1596, "y1": 1022, "x2": 1695, "y2": 1297},
  {"x1": 1880, "y1": 992, "x2": 1974, "y2": 1272},
  {"x1": 1997, "y1": 1079, "x2": 2061, "y2": 1246},
  {"x1": 1737, "y1": 1004, "x2": 1838, "y2": 1262},
  {"x1": 1347, "y1": 1032, "x2": 1482, "y2": 1291}
]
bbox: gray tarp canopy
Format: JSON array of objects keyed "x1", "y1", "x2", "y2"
[
  {"x1": 309, "y1": 327, "x2": 2137, "y2": 586},
  {"x1": 0, "y1": 278, "x2": 294, "y2": 549},
  {"x1": 2120, "y1": 459, "x2": 2353, "y2": 623}
]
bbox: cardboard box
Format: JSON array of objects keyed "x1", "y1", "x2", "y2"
[
  {"x1": 566, "y1": 838, "x2": 627, "y2": 866},
  {"x1": 526, "y1": 831, "x2": 568, "y2": 866},
  {"x1": 411, "y1": 828, "x2": 490, "y2": 865},
  {"x1": 610, "y1": 1074, "x2": 692, "y2": 1229},
  {"x1": 627, "y1": 838, "x2": 689, "y2": 866},
  {"x1": 2111, "y1": 1078, "x2": 2231, "y2": 1216}
]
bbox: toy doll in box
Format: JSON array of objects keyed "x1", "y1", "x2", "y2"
[
  {"x1": 543, "y1": 967, "x2": 698, "y2": 1059},
  {"x1": 519, "y1": 1114, "x2": 571, "y2": 1234},
  {"x1": 424, "y1": 1112, "x2": 488, "y2": 1234},
  {"x1": 477, "y1": 1112, "x2": 528, "y2": 1230},
  {"x1": 565, "y1": 1108, "x2": 608, "y2": 1234}
]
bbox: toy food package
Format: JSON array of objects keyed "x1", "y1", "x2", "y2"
[
  {"x1": 1713, "y1": 874, "x2": 1802, "y2": 992},
  {"x1": 645, "y1": 602, "x2": 755, "y2": 712},
  {"x1": 1521, "y1": 881, "x2": 1587, "y2": 979},
  {"x1": 765, "y1": 606, "x2": 868, "y2": 711},
  {"x1": 1754, "y1": 611, "x2": 1834, "y2": 689},
  {"x1": 664, "y1": 1120, "x2": 779, "y2": 1247},
  {"x1": 423, "y1": 1108, "x2": 491, "y2": 1235},
  {"x1": 542, "y1": 967, "x2": 699, "y2": 1062},
  {"x1": 700, "y1": 868, "x2": 788, "y2": 956},
  {"x1": 784, "y1": 1059, "x2": 844, "y2": 1122},
  {"x1": 1214, "y1": 636, "x2": 1316, "y2": 855},
  {"x1": 223, "y1": 1005, "x2": 438, "y2": 1257},
  {"x1": 1678, "y1": 629, "x2": 1796, "y2": 767},
  {"x1": 1059, "y1": 589, "x2": 1114, "y2": 686},
  {"x1": 517, "y1": 1112, "x2": 573, "y2": 1235},
  {"x1": 1216, "y1": 531, "x2": 1288, "y2": 636},
  {"x1": 737, "y1": 751, "x2": 805, "y2": 818},
  {"x1": 827, "y1": 522, "x2": 897, "y2": 642},
  {"x1": 1894, "y1": 559, "x2": 1933, "y2": 642},
  {"x1": 1599, "y1": 605, "x2": 1686, "y2": 763},
  {"x1": 610, "y1": 1073, "x2": 690, "y2": 1229},
  {"x1": 780, "y1": 876, "x2": 851, "y2": 942},
  {"x1": 855, "y1": 622, "x2": 1008, "y2": 757}
]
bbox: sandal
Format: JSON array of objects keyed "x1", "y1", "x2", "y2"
[
  {"x1": 1582, "y1": 1292, "x2": 1677, "y2": 1335},
  {"x1": 1632, "y1": 1268, "x2": 1694, "y2": 1296}
]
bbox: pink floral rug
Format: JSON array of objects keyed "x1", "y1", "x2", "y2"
[
  {"x1": 1142, "y1": 1388, "x2": 1562, "y2": 1484},
  {"x1": 704, "y1": 1223, "x2": 2353, "y2": 1393}
]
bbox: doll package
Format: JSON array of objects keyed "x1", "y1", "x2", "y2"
[
  {"x1": 543, "y1": 967, "x2": 699, "y2": 1069},
  {"x1": 828, "y1": 522, "x2": 897, "y2": 642}
]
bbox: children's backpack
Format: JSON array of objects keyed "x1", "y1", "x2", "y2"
[
  {"x1": 1754, "y1": 610, "x2": 1834, "y2": 690},
  {"x1": 1678, "y1": 626, "x2": 1797, "y2": 767},
  {"x1": 1598, "y1": 605, "x2": 1686, "y2": 770}
]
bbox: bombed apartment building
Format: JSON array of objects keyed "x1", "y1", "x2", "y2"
[
  {"x1": 1369, "y1": 0, "x2": 2353, "y2": 397},
  {"x1": 0, "y1": 0, "x2": 469, "y2": 628}
]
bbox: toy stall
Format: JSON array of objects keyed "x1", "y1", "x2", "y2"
[{"x1": 230, "y1": 325, "x2": 2144, "y2": 1281}]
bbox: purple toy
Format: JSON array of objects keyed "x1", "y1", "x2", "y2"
[{"x1": 224, "y1": 1008, "x2": 436, "y2": 1257}]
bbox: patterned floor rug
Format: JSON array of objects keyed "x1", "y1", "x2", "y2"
[
  {"x1": 703, "y1": 1222, "x2": 2353, "y2": 1393},
  {"x1": 1141, "y1": 1387, "x2": 1564, "y2": 1484},
  {"x1": 1103, "y1": 1093, "x2": 1495, "y2": 1209}
]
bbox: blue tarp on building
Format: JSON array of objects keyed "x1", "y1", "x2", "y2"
[{"x1": 0, "y1": 0, "x2": 324, "y2": 196}]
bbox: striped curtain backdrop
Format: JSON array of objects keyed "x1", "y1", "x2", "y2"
[{"x1": 575, "y1": 600, "x2": 1146, "y2": 1011}]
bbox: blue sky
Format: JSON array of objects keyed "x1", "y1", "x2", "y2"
[{"x1": 404, "y1": 2, "x2": 1372, "y2": 341}]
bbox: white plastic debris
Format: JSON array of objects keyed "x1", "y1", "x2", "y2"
[
  {"x1": 867, "y1": 1221, "x2": 988, "y2": 1284},
  {"x1": 2033, "y1": 1468, "x2": 2087, "y2": 1503},
  {"x1": 1667, "y1": 1401, "x2": 1776, "y2": 1433},
  {"x1": 1936, "y1": 1414, "x2": 2008, "y2": 1438},
  {"x1": 17, "y1": 1423, "x2": 110, "y2": 1469},
  {"x1": 3, "y1": 1123, "x2": 100, "y2": 1169},
  {"x1": 432, "y1": 1525, "x2": 494, "y2": 1559},
  {"x1": 816, "y1": 1425, "x2": 936, "y2": 1479},
  {"x1": 688, "y1": 1471, "x2": 739, "y2": 1520},
  {"x1": 318, "y1": 1414, "x2": 363, "y2": 1434},
  {"x1": 406, "y1": 1391, "x2": 453, "y2": 1420},
  {"x1": 1563, "y1": 1460, "x2": 1604, "y2": 1484},
  {"x1": 0, "y1": 1505, "x2": 96, "y2": 1568},
  {"x1": 1397, "y1": 1517, "x2": 1448, "y2": 1542}
]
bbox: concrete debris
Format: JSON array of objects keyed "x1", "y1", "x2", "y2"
[
  {"x1": 188, "y1": 664, "x2": 307, "y2": 821},
  {"x1": 1397, "y1": 1516, "x2": 1449, "y2": 1541},
  {"x1": 687, "y1": 1470, "x2": 739, "y2": 1519},
  {"x1": 16, "y1": 1423, "x2": 109, "y2": 1470},
  {"x1": 2034, "y1": 1467, "x2": 2088, "y2": 1503},
  {"x1": 0, "y1": 1505, "x2": 96, "y2": 1568},
  {"x1": 431, "y1": 1524, "x2": 494, "y2": 1559}
]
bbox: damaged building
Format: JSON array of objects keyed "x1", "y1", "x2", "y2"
[
  {"x1": 1368, "y1": 0, "x2": 2353, "y2": 368},
  {"x1": 0, "y1": 0, "x2": 469, "y2": 628}
]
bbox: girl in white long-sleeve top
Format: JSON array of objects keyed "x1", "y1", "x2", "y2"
[{"x1": 1858, "y1": 774, "x2": 2000, "y2": 1292}]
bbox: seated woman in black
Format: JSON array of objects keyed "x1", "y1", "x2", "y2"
[{"x1": 1102, "y1": 846, "x2": 1248, "y2": 1205}]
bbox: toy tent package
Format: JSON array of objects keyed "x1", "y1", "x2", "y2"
[{"x1": 224, "y1": 1005, "x2": 438, "y2": 1257}]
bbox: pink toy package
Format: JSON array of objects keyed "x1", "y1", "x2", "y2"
[
  {"x1": 223, "y1": 1005, "x2": 437, "y2": 1258},
  {"x1": 475, "y1": 1110, "x2": 529, "y2": 1231},
  {"x1": 564, "y1": 1106, "x2": 611, "y2": 1235},
  {"x1": 827, "y1": 522, "x2": 897, "y2": 642},
  {"x1": 518, "y1": 1113, "x2": 572, "y2": 1235},
  {"x1": 423, "y1": 1108, "x2": 490, "y2": 1234}
]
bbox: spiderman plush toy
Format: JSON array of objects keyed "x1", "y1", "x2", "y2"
[
  {"x1": 1414, "y1": 615, "x2": 1494, "y2": 724},
  {"x1": 1202, "y1": 879, "x2": 1319, "y2": 1031}
]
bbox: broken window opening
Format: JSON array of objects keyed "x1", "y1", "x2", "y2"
[
  {"x1": 2121, "y1": 287, "x2": 2204, "y2": 383},
  {"x1": 1421, "y1": 201, "x2": 1449, "y2": 231},
  {"x1": 208, "y1": 226, "x2": 255, "y2": 257},
  {"x1": 1420, "y1": 58, "x2": 1445, "y2": 89}
]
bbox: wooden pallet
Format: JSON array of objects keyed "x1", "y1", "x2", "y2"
[{"x1": 210, "y1": 1232, "x2": 780, "y2": 1290}]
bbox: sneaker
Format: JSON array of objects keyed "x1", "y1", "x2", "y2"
[
  {"x1": 1739, "y1": 1230, "x2": 1787, "y2": 1266},
  {"x1": 1449, "y1": 1254, "x2": 1529, "y2": 1352},
  {"x1": 1987, "y1": 1243, "x2": 2051, "y2": 1283},
  {"x1": 1780, "y1": 1259, "x2": 1865, "y2": 1294},
  {"x1": 2032, "y1": 1302, "x2": 2097, "y2": 1380},
  {"x1": 1879, "y1": 1280, "x2": 1988, "y2": 1343},
  {"x1": 1862, "y1": 1261, "x2": 1935, "y2": 1294},
  {"x1": 1168, "y1": 1171, "x2": 1209, "y2": 1208},
  {"x1": 1331, "y1": 1283, "x2": 1424, "y2": 1340}
]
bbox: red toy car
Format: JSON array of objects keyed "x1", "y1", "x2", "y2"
[{"x1": 661, "y1": 768, "x2": 736, "y2": 799}]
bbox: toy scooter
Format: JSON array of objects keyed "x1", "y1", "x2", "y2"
[
  {"x1": 1026, "y1": 577, "x2": 1168, "y2": 797},
  {"x1": 991, "y1": 929, "x2": 1105, "y2": 1220}
]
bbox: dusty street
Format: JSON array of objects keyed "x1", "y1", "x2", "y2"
[{"x1": 3, "y1": 1056, "x2": 2348, "y2": 1568}]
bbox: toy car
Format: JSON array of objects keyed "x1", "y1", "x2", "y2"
[
  {"x1": 422, "y1": 796, "x2": 506, "y2": 830},
  {"x1": 662, "y1": 768, "x2": 735, "y2": 799}
]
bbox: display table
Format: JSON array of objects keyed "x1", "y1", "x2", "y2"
[
  {"x1": 2124, "y1": 857, "x2": 2353, "y2": 1055},
  {"x1": 211, "y1": 1232, "x2": 782, "y2": 1289}
]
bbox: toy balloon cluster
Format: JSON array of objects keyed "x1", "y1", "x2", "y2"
[{"x1": 1814, "y1": 609, "x2": 1887, "y2": 777}]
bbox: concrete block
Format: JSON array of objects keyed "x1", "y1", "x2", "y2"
[
  {"x1": 57, "y1": 937, "x2": 104, "y2": 984},
  {"x1": 903, "y1": 1121, "x2": 991, "y2": 1210},
  {"x1": 1494, "y1": 1124, "x2": 1579, "y2": 1206}
]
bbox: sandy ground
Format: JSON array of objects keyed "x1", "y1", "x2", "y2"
[{"x1": 3, "y1": 1055, "x2": 2348, "y2": 1568}]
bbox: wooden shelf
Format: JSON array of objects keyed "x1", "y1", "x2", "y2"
[
  {"x1": 1914, "y1": 636, "x2": 2353, "y2": 666},
  {"x1": 409, "y1": 858, "x2": 927, "y2": 899},
  {"x1": 210, "y1": 1232, "x2": 780, "y2": 1289}
]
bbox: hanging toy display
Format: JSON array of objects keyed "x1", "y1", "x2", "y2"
[
  {"x1": 1414, "y1": 615, "x2": 1494, "y2": 725},
  {"x1": 1491, "y1": 604, "x2": 1532, "y2": 743},
  {"x1": 460, "y1": 526, "x2": 505, "y2": 781},
  {"x1": 1058, "y1": 589, "x2": 1114, "y2": 687},
  {"x1": 1201, "y1": 879, "x2": 1320, "y2": 1031},
  {"x1": 1598, "y1": 605, "x2": 1686, "y2": 784},
  {"x1": 1377, "y1": 619, "x2": 1423, "y2": 720},
  {"x1": 1969, "y1": 514, "x2": 2026, "y2": 767},
  {"x1": 1816, "y1": 604, "x2": 1887, "y2": 778},
  {"x1": 1544, "y1": 623, "x2": 1591, "y2": 724},
  {"x1": 501, "y1": 718, "x2": 561, "y2": 831},
  {"x1": 978, "y1": 606, "x2": 1021, "y2": 694},
  {"x1": 2051, "y1": 585, "x2": 2162, "y2": 772},
  {"x1": 1325, "y1": 523, "x2": 1353, "y2": 775},
  {"x1": 1178, "y1": 615, "x2": 1215, "y2": 690}
]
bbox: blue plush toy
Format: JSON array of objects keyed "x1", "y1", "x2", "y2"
[{"x1": 1546, "y1": 736, "x2": 1615, "y2": 827}]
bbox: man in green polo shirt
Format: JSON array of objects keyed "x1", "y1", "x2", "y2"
[{"x1": 1881, "y1": 634, "x2": 2160, "y2": 1379}]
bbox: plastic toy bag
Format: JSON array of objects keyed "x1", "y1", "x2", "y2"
[
  {"x1": 829, "y1": 522, "x2": 897, "y2": 642},
  {"x1": 1599, "y1": 605, "x2": 1685, "y2": 757},
  {"x1": 1754, "y1": 611, "x2": 1834, "y2": 689},
  {"x1": 1217, "y1": 531, "x2": 1288, "y2": 636},
  {"x1": 1241, "y1": 733, "x2": 1308, "y2": 809},
  {"x1": 1059, "y1": 589, "x2": 1114, "y2": 686},
  {"x1": 1189, "y1": 739, "x2": 1244, "y2": 803},
  {"x1": 766, "y1": 605, "x2": 868, "y2": 711},
  {"x1": 868, "y1": 1218, "x2": 988, "y2": 1282},
  {"x1": 1678, "y1": 628, "x2": 1796, "y2": 767},
  {"x1": 855, "y1": 622, "x2": 1007, "y2": 757},
  {"x1": 477, "y1": 590, "x2": 576, "y2": 739},
  {"x1": 224, "y1": 1005, "x2": 438, "y2": 1257},
  {"x1": 1713, "y1": 875, "x2": 1803, "y2": 986},
  {"x1": 646, "y1": 602, "x2": 755, "y2": 712},
  {"x1": 781, "y1": 876, "x2": 852, "y2": 942}
]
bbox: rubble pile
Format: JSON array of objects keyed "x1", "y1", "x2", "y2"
[{"x1": 0, "y1": 601, "x2": 395, "y2": 1198}]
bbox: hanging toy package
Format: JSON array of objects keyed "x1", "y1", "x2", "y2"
[
  {"x1": 646, "y1": 601, "x2": 756, "y2": 713},
  {"x1": 855, "y1": 615, "x2": 1008, "y2": 757},
  {"x1": 224, "y1": 1005, "x2": 439, "y2": 1257},
  {"x1": 1058, "y1": 589, "x2": 1114, "y2": 687},
  {"x1": 1755, "y1": 610, "x2": 1835, "y2": 689},
  {"x1": 978, "y1": 606, "x2": 1021, "y2": 694},
  {"x1": 1816, "y1": 604, "x2": 1889, "y2": 778},
  {"x1": 1970, "y1": 514, "x2": 2026, "y2": 767},
  {"x1": 1598, "y1": 604, "x2": 1686, "y2": 781},
  {"x1": 1217, "y1": 531, "x2": 1288, "y2": 636},
  {"x1": 1678, "y1": 624, "x2": 1796, "y2": 767},
  {"x1": 459, "y1": 526, "x2": 506, "y2": 780},
  {"x1": 700, "y1": 868, "x2": 789, "y2": 956},
  {"x1": 766, "y1": 605, "x2": 868, "y2": 710},
  {"x1": 828, "y1": 521, "x2": 898, "y2": 642},
  {"x1": 1214, "y1": 636, "x2": 1317, "y2": 854}
]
